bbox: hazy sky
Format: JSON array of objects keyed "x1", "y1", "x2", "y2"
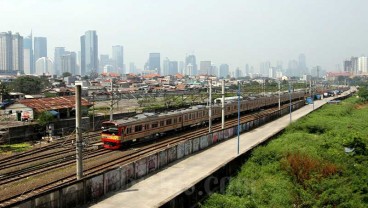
[{"x1": 1, "y1": 0, "x2": 368, "y2": 72}]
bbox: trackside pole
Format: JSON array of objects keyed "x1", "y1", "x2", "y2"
[
  {"x1": 76, "y1": 85, "x2": 83, "y2": 180},
  {"x1": 221, "y1": 79, "x2": 225, "y2": 130}
]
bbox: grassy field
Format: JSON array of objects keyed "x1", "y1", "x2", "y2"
[
  {"x1": 202, "y1": 96, "x2": 368, "y2": 207},
  {"x1": 0, "y1": 142, "x2": 32, "y2": 154}
]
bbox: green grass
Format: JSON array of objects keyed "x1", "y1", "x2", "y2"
[
  {"x1": 201, "y1": 97, "x2": 368, "y2": 207},
  {"x1": 0, "y1": 142, "x2": 32, "y2": 153}
]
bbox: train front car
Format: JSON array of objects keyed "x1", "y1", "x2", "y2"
[{"x1": 101, "y1": 121, "x2": 123, "y2": 150}]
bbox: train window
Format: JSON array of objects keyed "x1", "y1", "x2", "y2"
[
  {"x1": 166, "y1": 119, "x2": 172, "y2": 125},
  {"x1": 189, "y1": 114, "x2": 192, "y2": 120},
  {"x1": 179, "y1": 117, "x2": 182, "y2": 122},
  {"x1": 126, "y1": 127, "x2": 132, "y2": 134},
  {"x1": 173, "y1": 118, "x2": 177, "y2": 124},
  {"x1": 145, "y1": 124, "x2": 149, "y2": 130},
  {"x1": 184, "y1": 115, "x2": 188, "y2": 121},
  {"x1": 152, "y1": 122, "x2": 158, "y2": 128},
  {"x1": 160, "y1": 120, "x2": 165, "y2": 126},
  {"x1": 135, "y1": 125, "x2": 142, "y2": 132}
]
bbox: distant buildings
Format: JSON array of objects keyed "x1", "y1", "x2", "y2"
[
  {"x1": 199, "y1": 61, "x2": 211, "y2": 75},
  {"x1": 112, "y1": 45, "x2": 124, "y2": 74},
  {"x1": 147, "y1": 53, "x2": 161, "y2": 74},
  {"x1": 219, "y1": 64, "x2": 229, "y2": 78},
  {"x1": 35, "y1": 57, "x2": 53, "y2": 75},
  {"x1": 23, "y1": 33, "x2": 33, "y2": 74},
  {"x1": 169, "y1": 61, "x2": 178, "y2": 75},
  {"x1": 185, "y1": 55, "x2": 197, "y2": 75},
  {"x1": 358, "y1": 56, "x2": 368, "y2": 74},
  {"x1": 34, "y1": 37, "x2": 47, "y2": 62},
  {"x1": 54, "y1": 47, "x2": 65, "y2": 76},
  {"x1": 80, "y1": 30, "x2": 98, "y2": 76},
  {"x1": 0, "y1": 31, "x2": 23, "y2": 74},
  {"x1": 344, "y1": 56, "x2": 367, "y2": 74},
  {"x1": 61, "y1": 51, "x2": 77, "y2": 75}
]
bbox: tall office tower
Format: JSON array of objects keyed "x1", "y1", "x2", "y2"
[
  {"x1": 358, "y1": 56, "x2": 368, "y2": 74},
  {"x1": 129, "y1": 62, "x2": 136, "y2": 74},
  {"x1": 34, "y1": 37, "x2": 47, "y2": 62},
  {"x1": 61, "y1": 51, "x2": 77, "y2": 75},
  {"x1": 298, "y1": 53, "x2": 307, "y2": 75},
  {"x1": 185, "y1": 55, "x2": 197, "y2": 75},
  {"x1": 219, "y1": 64, "x2": 229, "y2": 78},
  {"x1": 54, "y1": 47, "x2": 65, "y2": 75},
  {"x1": 199, "y1": 61, "x2": 211, "y2": 75},
  {"x1": 35, "y1": 57, "x2": 53, "y2": 75},
  {"x1": 148, "y1": 53, "x2": 160, "y2": 74},
  {"x1": 350, "y1": 57, "x2": 359, "y2": 74},
  {"x1": 287, "y1": 60, "x2": 299, "y2": 77},
  {"x1": 0, "y1": 32, "x2": 13, "y2": 73},
  {"x1": 80, "y1": 30, "x2": 98, "y2": 76},
  {"x1": 235, "y1": 67, "x2": 242, "y2": 78},
  {"x1": 11, "y1": 33, "x2": 23, "y2": 72},
  {"x1": 162, "y1": 57, "x2": 170, "y2": 75},
  {"x1": 244, "y1": 64, "x2": 250, "y2": 76},
  {"x1": 260, "y1": 61, "x2": 270, "y2": 77},
  {"x1": 185, "y1": 64, "x2": 193, "y2": 76},
  {"x1": 112, "y1": 45, "x2": 124, "y2": 74},
  {"x1": 343, "y1": 60, "x2": 352, "y2": 73},
  {"x1": 269, "y1": 67, "x2": 277, "y2": 78},
  {"x1": 99, "y1": 54, "x2": 110, "y2": 71},
  {"x1": 23, "y1": 33, "x2": 33, "y2": 74},
  {"x1": 169, "y1": 61, "x2": 178, "y2": 75},
  {"x1": 178, "y1": 61, "x2": 184, "y2": 74}
]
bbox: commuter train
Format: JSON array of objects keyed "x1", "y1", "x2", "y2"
[{"x1": 101, "y1": 92, "x2": 305, "y2": 149}]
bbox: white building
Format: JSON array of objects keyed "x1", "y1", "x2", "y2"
[
  {"x1": 358, "y1": 56, "x2": 368, "y2": 74},
  {"x1": 35, "y1": 57, "x2": 53, "y2": 75}
]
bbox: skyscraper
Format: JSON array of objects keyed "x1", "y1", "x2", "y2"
[
  {"x1": 199, "y1": 61, "x2": 212, "y2": 75},
  {"x1": 35, "y1": 57, "x2": 53, "y2": 75},
  {"x1": 163, "y1": 57, "x2": 170, "y2": 75},
  {"x1": 61, "y1": 51, "x2": 77, "y2": 75},
  {"x1": 34, "y1": 37, "x2": 47, "y2": 62},
  {"x1": 0, "y1": 32, "x2": 13, "y2": 73},
  {"x1": 260, "y1": 61, "x2": 270, "y2": 77},
  {"x1": 358, "y1": 56, "x2": 368, "y2": 74},
  {"x1": 148, "y1": 53, "x2": 160, "y2": 74},
  {"x1": 23, "y1": 33, "x2": 33, "y2": 74},
  {"x1": 12, "y1": 33, "x2": 23, "y2": 72},
  {"x1": 185, "y1": 55, "x2": 197, "y2": 75},
  {"x1": 80, "y1": 30, "x2": 98, "y2": 76},
  {"x1": 219, "y1": 64, "x2": 229, "y2": 78},
  {"x1": 54, "y1": 47, "x2": 65, "y2": 75},
  {"x1": 298, "y1": 53, "x2": 307, "y2": 75},
  {"x1": 112, "y1": 45, "x2": 124, "y2": 74},
  {"x1": 169, "y1": 61, "x2": 178, "y2": 75}
]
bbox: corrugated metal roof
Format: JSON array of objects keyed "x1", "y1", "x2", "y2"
[{"x1": 18, "y1": 96, "x2": 92, "y2": 113}]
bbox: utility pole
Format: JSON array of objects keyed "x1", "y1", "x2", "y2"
[
  {"x1": 221, "y1": 79, "x2": 225, "y2": 130},
  {"x1": 289, "y1": 82, "x2": 292, "y2": 124},
  {"x1": 208, "y1": 79, "x2": 212, "y2": 133},
  {"x1": 92, "y1": 93, "x2": 95, "y2": 131},
  {"x1": 110, "y1": 80, "x2": 113, "y2": 121},
  {"x1": 237, "y1": 81, "x2": 240, "y2": 155},
  {"x1": 75, "y1": 85, "x2": 83, "y2": 180},
  {"x1": 278, "y1": 80, "x2": 281, "y2": 110}
]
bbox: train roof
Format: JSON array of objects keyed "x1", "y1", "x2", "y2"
[{"x1": 108, "y1": 105, "x2": 207, "y2": 125}]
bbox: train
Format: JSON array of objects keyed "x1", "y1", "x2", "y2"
[{"x1": 101, "y1": 92, "x2": 305, "y2": 149}]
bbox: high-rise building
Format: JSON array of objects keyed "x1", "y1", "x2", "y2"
[
  {"x1": 185, "y1": 55, "x2": 197, "y2": 75},
  {"x1": 0, "y1": 32, "x2": 13, "y2": 73},
  {"x1": 298, "y1": 53, "x2": 307, "y2": 75},
  {"x1": 162, "y1": 57, "x2": 170, "y2": 75},
  {"x1": 343, "y1": 60, "x2": 352, "y2": 73},
  {"x1": 80, "y1": 30, "x2": 98, "y2": 76},
  {"x1": 219, "y1": 64, "x2": 229, "y2": 78},
  {"x1": 244, "y1": 64, "x2": 250, "y2": 76},
  {"x1": 34, "y1": 37, "x2": 47, "y2": 62},
  {"x1": 287, "y1": 60, "x2": 299, "y2": 77},
  {"x1": 99, "y1": 54, "x2": 110, "y2": 71},
  {"x1": 260, "y1": 61, "x2": 270, "y2": 77},
  {"x1": 23, "y1": 33, "x2": 33, "y2": 74},
  {"x1": 148, "y1": 53, "x2": 160, "y2": 74},
  {"x1": 235, "y1": 67, "x2": 242, "y2": 78},
  {"x1": 199, "y1": 61, "x2": 211, "y2": 75},
  {"x1": 35, "y1": 57, "x2": 53, "y2": 75},
  {"x1": 12, "y1": 33, "x2": 23, "y2": 72},
  {"x1": 169, "y1": 61, "x2": 178, "y2": 75},
  {"x1": 129, "y1": 62, "x2": 137, "y2": 74},
  {"x1": 112, "y1": 45, "x2": 124, "y2": 74},
  {"x1": 178, "y1": 61, "x2": 184, "y2": 74},
  {"x1": 54, "y1": 47, "x2": 65, "y2": 76},
  {"x1": 358, "y1": 56, "x2": 368, "y2": 74},
  {"x1": 61, "y1": 51, "x2": 77, "y2": 75}
]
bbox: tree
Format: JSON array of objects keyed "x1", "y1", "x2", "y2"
[
  {"x1": 10, "y1": 76, "x2": 48, "y2": 95},
  {"x1": 37, "y1": 111, "x2": 55, "y2": 127},
  {"x1": 62, "y1": 72, "x2": 72, "y2": 78},
  {"x1": 0, "y1": 82, "x2": 10, "y2": 101}
]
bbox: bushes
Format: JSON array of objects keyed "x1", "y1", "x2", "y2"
[{"x1": 202, "y1": 97, "x2": 368, "y2": 207}]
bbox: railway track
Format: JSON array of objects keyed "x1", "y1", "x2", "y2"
[{"x1": 0, "y1": 101, "x2": 302, "y2": 207}]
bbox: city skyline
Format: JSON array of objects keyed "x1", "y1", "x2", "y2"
[{"x1": 2, "y1": 0, "x2": 368, "y2": 71}]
